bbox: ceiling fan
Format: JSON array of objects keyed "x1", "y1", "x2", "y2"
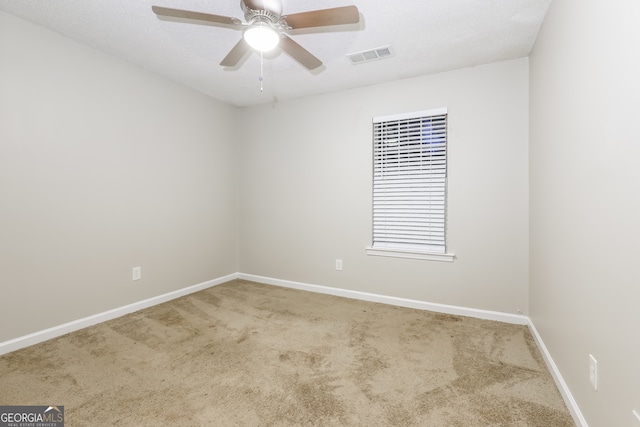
[{"x1": 152, "y1": 0, "x2": 360, "y2": 70}]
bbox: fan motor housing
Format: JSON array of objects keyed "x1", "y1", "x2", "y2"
[{"x1": 241, "y1": 0, "x2": 282, "y2": 23}]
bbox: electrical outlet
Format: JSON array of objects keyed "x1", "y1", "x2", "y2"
[
  {"x1": 132, "y1": 266, "x2": 141, "y2": 281},
  {"x1": 632, "y1": 409, "x2": 640, "y2": 427},
  {"x1": 335, "y1": 259, "x2": 343, "y2": 271},
  {"x1": 589, "y1": 354, "x2": 598, "y2": 391}
]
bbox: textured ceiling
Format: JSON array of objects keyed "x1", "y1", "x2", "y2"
[{"x1": 0, "y1": 0, "x2": 551, "y2": 107}]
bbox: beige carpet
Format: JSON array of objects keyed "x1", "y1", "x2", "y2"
[{"x1": 0, "y1": 279, "x2": 574, "y2": 426}]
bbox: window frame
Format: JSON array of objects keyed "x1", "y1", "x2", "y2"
[{"x1": 366, "y1": 107, "x2": 454, "y2": 262}]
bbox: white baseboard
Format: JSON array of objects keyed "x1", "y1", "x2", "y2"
[
  {"x1": 527, "y1": 319, "x2": 588, "y2": 427},
  {"x1": 238, "y1": 273, "x2": 529, "y2": 325},
  {"x1": 0, "y1": 271, "x2": 585, "y2": 427},
  {"x1": 0, "y1": 273, "x2": 238, "y2": 356},
  {"x1": 239, "y1": 273, "x2": 586, "y2": 426}
]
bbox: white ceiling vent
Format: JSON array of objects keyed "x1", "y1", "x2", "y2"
[{"x1": 347, "y1": 45, "x2": 394, "y2": 65}]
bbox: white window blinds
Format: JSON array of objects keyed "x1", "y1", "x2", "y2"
[{"x1": 372, "y1": 108, "x2": 448, "y2": 254}]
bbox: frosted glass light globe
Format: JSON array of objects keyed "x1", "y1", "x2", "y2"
[{"x1": 243, "y1": 24, "x2": 280, "y2": 52}]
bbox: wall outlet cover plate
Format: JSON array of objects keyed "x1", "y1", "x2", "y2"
[{"x1": 588, "y1": 354, "x2": 598, "y2": 391}]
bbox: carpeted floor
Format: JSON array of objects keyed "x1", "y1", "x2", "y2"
[{"x1": 0, "y1": 279, "x2": 575, "y2": 426}]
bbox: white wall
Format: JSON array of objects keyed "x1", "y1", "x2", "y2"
[
  {"x1": 529, "y1": 0, "x2": 640, "y2": 425},
  {"x1": 0, "y1": 10, "x2": 529, "y2": 343},
  {"x1": 238, "y1": 58, "x2": 530, "y2": 315},
  {"x1": 0, "y1": 11, "x2": 238, "y2": 342}
]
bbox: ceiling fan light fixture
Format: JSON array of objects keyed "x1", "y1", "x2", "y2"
[
  {"x1": 243, "y1": 23, "x2": 280, "y2": 52},
  {"x1": 153, "y1": 2, "x2": 361, "y2": 70}
]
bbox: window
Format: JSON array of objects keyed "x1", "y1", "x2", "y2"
[{"x1": 367, "y1": 108, "x2": 453, "y2": 262}]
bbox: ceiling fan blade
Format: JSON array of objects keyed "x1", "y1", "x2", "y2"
[
  {"x1": 279, "y1": 35, "x2": 322, "y2": 70},
  {"x1": 220, "y1": 38, "x2": 252, "y2": 67},
  {"x1": 152, "y1": 6, "x2": 241, "y2": 26},
  {"x1": 282, "y1": 5, "x2": 359, "y2": 29}
]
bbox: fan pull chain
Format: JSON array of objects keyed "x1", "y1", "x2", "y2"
[{"x1": 259, "y1": 51, "x2": 264, "y2": 92}]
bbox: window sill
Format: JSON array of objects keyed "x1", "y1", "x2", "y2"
[{"x1": 366, "y1": 247, "x2": 455, "y2": 262}]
